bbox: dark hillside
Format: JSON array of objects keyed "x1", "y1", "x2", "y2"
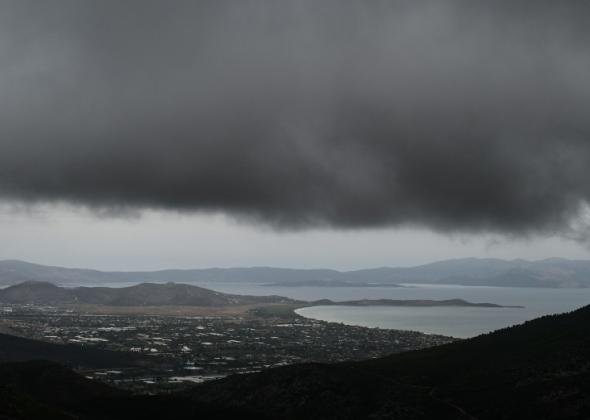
[
  {"x1": 188, "y1": 362, "x2": 464, "y2": 419},
  {"x1": 0, "y1": 333, "x2": 148, "y2": 369},
  {"x1": 2, "y1": 305, "x2": 590, "y2": 418},
  {"x1": 0, "y1": 361, "x2": 262, "y2": 420}
]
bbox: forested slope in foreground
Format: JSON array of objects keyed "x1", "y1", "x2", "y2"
[{"x1": 1, "y1": 304, "x2": 589, "y2": 419}]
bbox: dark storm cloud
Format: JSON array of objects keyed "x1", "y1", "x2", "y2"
[{"x1": 1, "y1": 0, "x2": 590, "y2": 234}]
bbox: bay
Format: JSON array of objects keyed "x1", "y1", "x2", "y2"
[
  {"x1": 196, "y1": 282, "x2": 590, "y2": 338},
  {"x1": 52, "y1": 280, "x2": 590, "y2": 338}
]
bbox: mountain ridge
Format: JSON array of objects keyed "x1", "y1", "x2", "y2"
[{"x1": 2, "y1": 257, "x2": 590, "y2": 288}]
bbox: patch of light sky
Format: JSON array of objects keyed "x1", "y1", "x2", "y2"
[{"x1": 0, "y1": 203, "x2": 588, "y2": 271}]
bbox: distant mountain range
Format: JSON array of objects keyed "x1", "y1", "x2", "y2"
[
  {"x1": 0, "y1": 282, "x2": 512, "y2": 308},
  {"x1": 1, "y1": 302, "x2": 589, "y2": 419},
  {"x1": 1, "y1": 257, "x2": 590, "y2": 288}
]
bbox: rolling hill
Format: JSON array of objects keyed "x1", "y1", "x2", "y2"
[{"x1": 0, "y1": 281, "x2": 299, "y2": 306}]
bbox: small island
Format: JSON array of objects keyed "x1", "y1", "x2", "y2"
[
  {"x1": 262, "y1": 279, "x2": 405, "y2": 288},
  {"x1": 308, "y1": 298, "x2": 523, "y2": 308}
]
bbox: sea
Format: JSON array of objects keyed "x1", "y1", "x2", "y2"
[
  {"x1": 187, "y1": 282, "x2": 590, "y2": 338},
  {"x1": 20, "y1": 280, "x2": 590, "y2": 339}
]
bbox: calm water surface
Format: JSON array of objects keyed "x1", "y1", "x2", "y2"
[{"x1": 197, "y1": 282, "x2": 590, "y2": 338}]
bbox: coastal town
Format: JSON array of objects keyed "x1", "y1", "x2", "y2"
[{"x1": 0, "y1": 303, "x2": 455, "y2": 392}]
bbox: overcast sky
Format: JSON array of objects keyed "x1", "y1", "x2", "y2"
[
  {"x1": 1, "y1": 1, "x2": 590, "y2": 269},
  {"x1": 1, "y1": 204, "x2": 588, "y2": 270}
]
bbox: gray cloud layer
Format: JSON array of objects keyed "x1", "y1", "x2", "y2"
[{"x1": 1, "y1": 1, "x2": 590, "y2": 234}]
